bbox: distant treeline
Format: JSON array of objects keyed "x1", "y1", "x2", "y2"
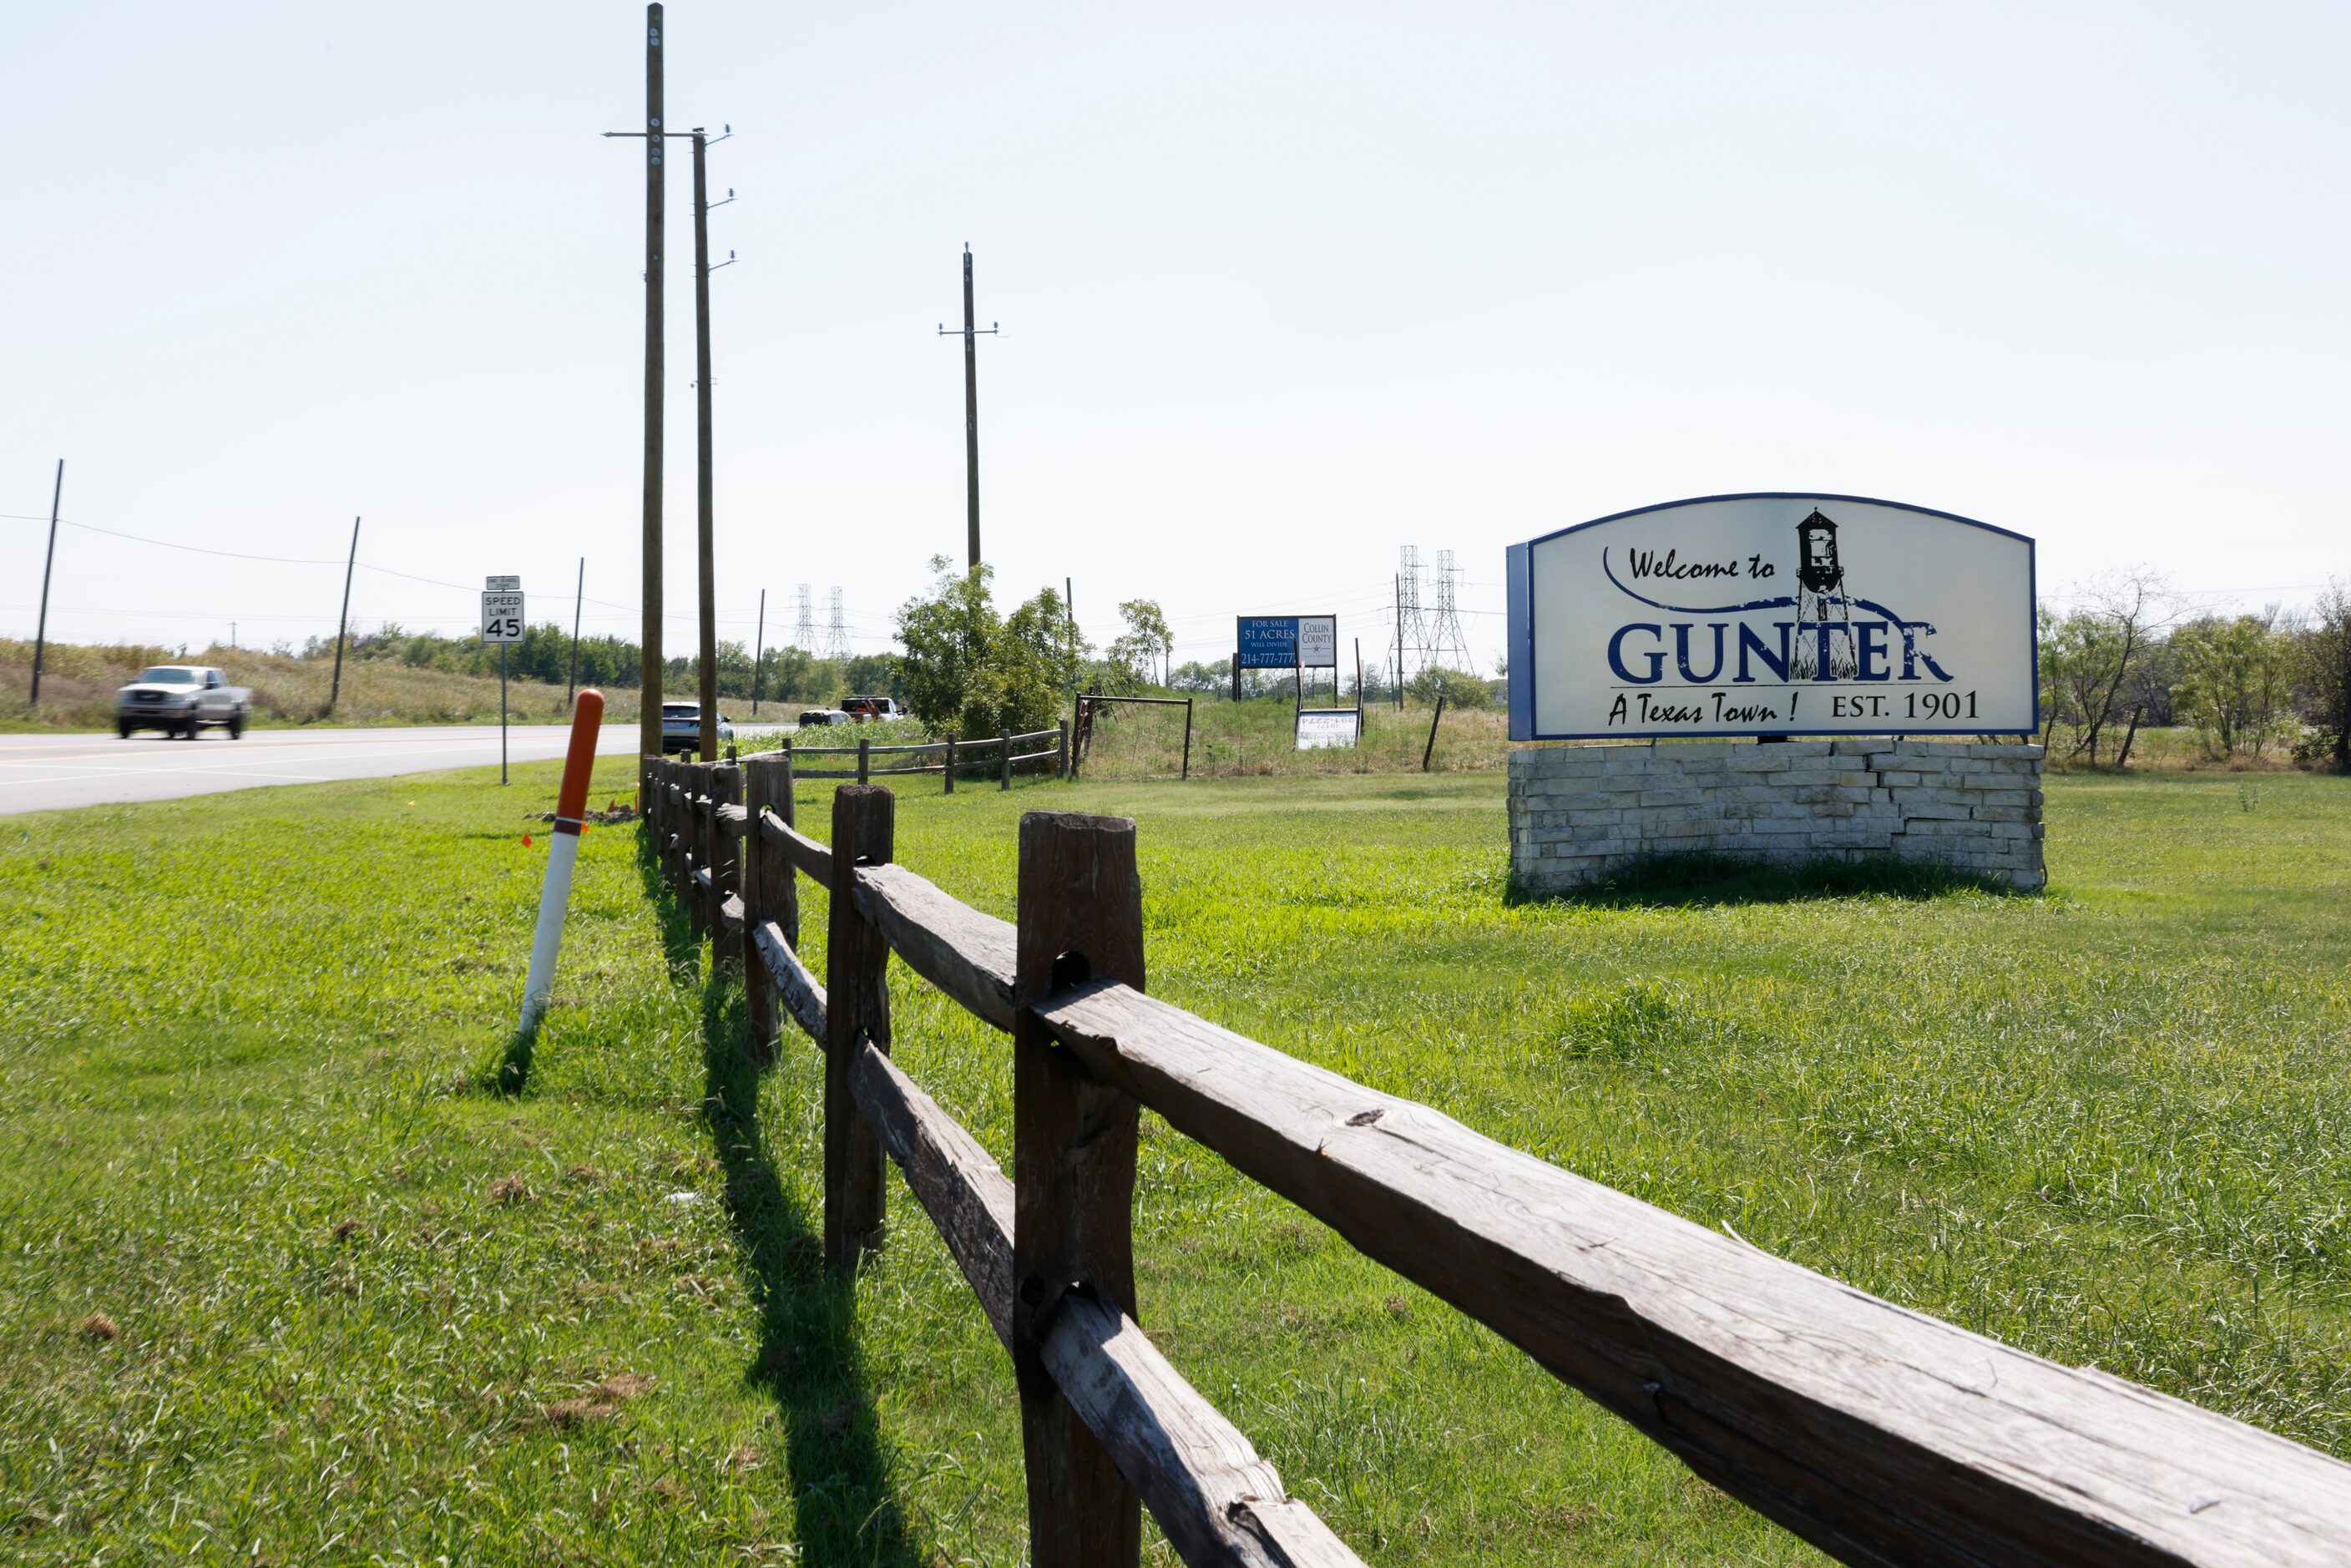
[
  {"x1": 315, "y1": 623, "x2": 902, "y2": 708},
  {"x1": 2038, "y1": 574, "x2": 2351, "y2": 768}
]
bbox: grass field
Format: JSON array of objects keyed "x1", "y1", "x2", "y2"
[
  {"x1": 1072, "y1": 695, "x2": 1513, "y2": 777},
  {"x1": 4, "y1": 761, "x2": 2349, "y2": 1562},
  {"x1": 0, "y1": 640, "x2": 650, "y2": 735}
]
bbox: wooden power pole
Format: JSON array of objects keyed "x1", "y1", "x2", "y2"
[
  {"x1": 28, "y1": 460, "x2": 63, "y2": 706},
  {"x1": 326, "y1": 516, "x2": 359, "y2": 715},
  {"x1": 940, "y1": 245, "x2": 997, "y2": 573},
  {"x1": 751, "y1": 587, "x2": 766, "y2": 716},
  {"x1": 691, "y1": 126, "x2": 718, "y2": 760},
  {"x1": 567, "y1": 555, "x2": 584, "y2": 705},
  {"x1": 638, "y1": 4, "x2": 666, "y2": 779}
]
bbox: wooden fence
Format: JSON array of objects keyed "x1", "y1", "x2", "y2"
[
  {"x1": 774, "y1": 723, "x2": 1066, "y2": 786},
  {"x1": 640, "y1": 754, "x2": 2351, "y2": 1568}
]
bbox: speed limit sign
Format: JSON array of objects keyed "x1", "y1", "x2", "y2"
[{"x1": 481, "y1": 589, "x2": 525, "y2": 643}]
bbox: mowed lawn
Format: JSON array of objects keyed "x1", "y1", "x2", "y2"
[{"x1": 3, "y1": 761, "x2": 2349, "y2": 1564}]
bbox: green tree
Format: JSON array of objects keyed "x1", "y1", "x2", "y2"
[
  {"x1": 2040, "y1": 572, "x2": 2174, "y2": 765},
  {"x1": 2298, "y1": 582, "x2": 2351, "y2": 770},
  {"x1": 2173, "y1": 610, "x2": 2297, "y2": 761},
  {"x1": 842, "y1": 652, "x2": 901, "y2": 702},
  {"x1": 894, "y1": 559, "x2": 1079, "y2": 738},
  {"x1": 1169, "y1": 658, "x2": 1231, "y2": 698},
  {"x1": 1408, "y1": 665, "x2": 1494, "y2": 710},
  {"x1": 1109, "y1": 599, "x2": 1173, "y2": 688}
]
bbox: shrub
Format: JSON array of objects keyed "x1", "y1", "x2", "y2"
[{"x1": 893, "y1": 558, "x2": 1079, "y2": 738}]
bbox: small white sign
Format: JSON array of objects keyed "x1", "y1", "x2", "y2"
[
  {"x1": 481, "y1": 590, "x2": 526, "y2": 643},
  {"x1": 1298, "y1": 615, "x2": 1337, "y2": 666},
  {"x1": 485, "y1": 574, "x2": 521, "y2": 592},
  {"x1": 1296, "y1": 709, "x2": 1360, "y2": 750}
]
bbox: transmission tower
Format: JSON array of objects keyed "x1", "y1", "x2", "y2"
[
  {"x1": 794, "y1": 584, "x2": 815, "y2": 651},
  {"x1": 1393, "y1": 545, "x2": 1432, "y2": 686},
  {"x1": 825, "y1": 587, "x2": 852, "y2": 662},
  {"x1": 1429, "y1": 549, "x2": 1474, "y2": 673}
]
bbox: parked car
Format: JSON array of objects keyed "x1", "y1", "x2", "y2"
[
  {"x1": 117, "y1": 665, "x2": 251, "y2": 740},
  {"x1": 796, "y1": 709, "x2": 854, "y2": 727},
  {"x1": 660, "y1": 701, "x2": 734, "y2": 755},
  {"x1": 841, "y1": 695, "x2": 904, "y2": 721}
]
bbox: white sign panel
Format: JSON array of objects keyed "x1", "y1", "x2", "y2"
[
  {"x1": 484, "y1": 574, "x2": 521, "y2": 592},
  {"x1": 1506, "y1": 493, "x2": 2035, "y2": 741},
  {"x1": 1295, "y1": 710, "x2": 1360, "y2": 750},
  {"x1": 1297, "y1": 615, "x2": 1337, "y2": 666},
  {"x1": 481, "y1": 590, "x2": 526, "y2": 643}
]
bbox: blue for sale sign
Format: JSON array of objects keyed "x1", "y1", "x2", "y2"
[{"x1": 1237, "y1": 617, "x2": 1300, "y2": 669}]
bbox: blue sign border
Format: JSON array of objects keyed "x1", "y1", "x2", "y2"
[{"x1": 1507, "y1": 491, "x2": 2040, "y2": 743}]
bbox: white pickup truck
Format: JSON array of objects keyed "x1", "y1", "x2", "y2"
[{"x1": 116, "y1": 665, "x2": 252, "y2": 740}]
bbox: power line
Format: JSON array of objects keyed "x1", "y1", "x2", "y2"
[{"x1": 0, "y1": 512, "x2": 347, "y2": 566}]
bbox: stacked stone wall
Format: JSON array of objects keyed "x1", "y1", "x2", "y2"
[{"x1": 1507, "y1": 740, "x2": 2045, "y2": 893}]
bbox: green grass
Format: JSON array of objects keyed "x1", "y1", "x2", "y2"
[{"x1": 4, "y1": 763, "x2": 2350, "y2": 1562}]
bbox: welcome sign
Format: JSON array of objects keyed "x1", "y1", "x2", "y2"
[{"x1": 1505, "y1": 493, "x2": 2036, "y2": 741}]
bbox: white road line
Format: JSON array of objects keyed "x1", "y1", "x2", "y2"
[{"x1": 0, "y1": 770, "x2": 164, "y2": 790}]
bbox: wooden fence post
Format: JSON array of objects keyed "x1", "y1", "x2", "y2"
[
  {"x1": 1013, "y1": 811, "x2": 1145, "y2": 1567},
  {"x1": 825, "y1": 784, "x2": 894, "y2": 1272},
  {"x1": 857, "y1": 736, "x2": 871, "y2": 786},
  {"x1": 671, "y1": 759, "x2": 689, "y2": 898},
  {"x1": 689, "y1": 763, "x2": 712, "y2": 941},
  {"x1": 944, "y1": 736, "x2": 958, "y2": 795},
  {"x1": 659, "y1": 758, "x2": 680, "y2": 891},
  {"x1": 701, "y1": 763, "x2": 721, "y2": 937},
  {"x1": 711, "y1": 763, "x2": 742, "y2": 970},
  {"x1": 778, "y1": 748, "x2": 799, "y2": 947},
  {"x1": 749, "y1": 751, "x2": 800, "y2": 952},
  {"x1": 1000, "y1": 728, "x2": 1013, "y2": 792},
  {"x1": 742, "y1": 755, "x2": 786, "y2": 1062},
  {"x1": 640, "y1": 754, "x2": 656, "y2": 853},
  {"x1": 1056, "y1": 720, "x2": 1068, "y2": 779}
]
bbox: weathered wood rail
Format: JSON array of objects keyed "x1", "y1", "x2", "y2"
[
  {"x1": 640, "y1": 754, "x2": 2351, "y2": 1568},
  {"x1": 773, "y1": 723, "x2": 1067, "y2": 786}
]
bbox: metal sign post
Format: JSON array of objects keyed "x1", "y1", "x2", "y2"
[{"x1": 483, "y1": 575, "x2": 525, "y2": 786}]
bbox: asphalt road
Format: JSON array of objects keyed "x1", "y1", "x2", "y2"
[{"x1": 0, "y1": 725, "x2": 705, "y2": 816}]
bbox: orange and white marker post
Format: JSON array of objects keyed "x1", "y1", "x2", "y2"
[{"x1": 519, "y1": 689, "x2": 604, "y2": 1037}]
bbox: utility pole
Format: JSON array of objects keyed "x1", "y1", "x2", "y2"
[
  {"x1": 939, "y1": 245, "x2": 998, "y2": 573},
  {"x1": 629, "y1": 6, "x2": 667, "y2": 782},
  {"x1": 751, "y1": 587, "x2": 766, "y2": 716},
  {"x1": 689, "y1": 124, "x2": 731, "y2": 761},
  {"x1": 567, "y1": 555, "x2": 585, "y2": 704},
  {"x1": 326, "y1": 516, "x2": 359, "y2": 715},
  {"x1": 28, "y1": 460, "x2": 63, "y2": 706}
]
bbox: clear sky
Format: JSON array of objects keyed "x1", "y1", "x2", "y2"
[{"x1": 4, "y1": 2, "x2": 2345, "y2": 671}]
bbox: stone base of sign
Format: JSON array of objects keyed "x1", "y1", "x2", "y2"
[{"x1": 1507, "y1": 739, "x2": 2045, "y2": 893}]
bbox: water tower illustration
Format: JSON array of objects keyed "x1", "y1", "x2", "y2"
[{"x1": 1790, "y1": 507, "x2": 1858, "y2": 680}]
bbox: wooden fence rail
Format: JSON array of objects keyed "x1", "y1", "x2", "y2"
[
  {"x1": 770, "y1": 724, "x2": 1069, "y2": 785},
  {"x1": 638, "y1": 755, "x2": 2351, "y2": 1568}
]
